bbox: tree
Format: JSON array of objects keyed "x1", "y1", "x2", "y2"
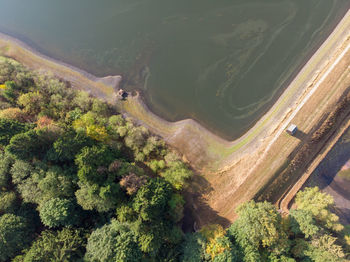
[
  {"x1": 22, "y1": 228, "x2": 86, "y2": 262},
  {"x1": 47, "y1": 129, "x2": 94, "y2": 163},
  {"x1": 160, "y1": 160, "x2": 192, "y2": 190},
  {"x1": 289, "y1": 209, "x2": 319, "y2": 238},
  {"x1": 91, "y1": 98, "x2": 110, "y2": 117},
  {"x1": 200, "y1": 224, "x2": 239, "y2": 262},
  {"x1": 168, "y1": 193, "x2": 185, "y2": 223},
  {"x1": 75, "y1": 145, "x2": 118, "y2": 184},
  {"x1": 130, "y1": 179, "x2": 184, "y2": 258},
  {"x1": 132, "y1": 178, "x2": 172, "y2": 222},
  {"x1": 181, "y1": 233, "x2": 207, "y2": 262},
  {"x1": 37, "y1": 167, "x2": 75, "y2": 201},
  {"x1": 0, "y1": 150, "x2": 13, "y2": 188},
  {"x1": 39, "y1": 198, "x2": 79, "y2": 228},
  {"x1": 305, "y1": 235, "x2": 345, "y2": 262},
  {"x1": 0, "y1": 118, "x2": 28, "y2": 146},
  {"x1": 1, "y1": 81, "x2": 18, "y2": 103},
  {"x1": 295, "y1": 187, "x2": 343, "y2": 232},
  {"x1": 75, "y1": 182, "x2": 118, "y2": 212},
  {"x1": 6, "y1": 129, "x2": 56, "y2": 160},
  {"x1": 17, "y1": 91, "x2": 45, "y2": 115},
  {"x1": 10, "y1": 159, "x2": 33, "y2": 185},
  {"x1": 0, "y1": 107, "x2": 28, "y2": 122},
  {"x1": 228, "y1": 201, "x2": 289, "y2": 261},
  {"x1": 0, "y1": 214, "x2": 32, "y2": 261},
  {"x1": 6, "y1": 131, "x2": 38, "y2": 160},
  {"x1": 119, "y1": 173, "x2": 147, "y2": 195},
  {"x1": 85, "y1": 220, "x2": 142, "y2": 262},
  {"x1": 116, "y1": 205, "x2": 137, "y2": 223},
  {"x1": 0, "y1": 191, "x2": 17, "y2": 214},
  {"x1": 73, "y1": 91, "x2": 92, "y2": 112},
  {"x1": 131, "y1": 218, "x2": 181, "y2": 257},
  {"x1": 73, "y1": 112, "x2": 109, "y2": 142}
]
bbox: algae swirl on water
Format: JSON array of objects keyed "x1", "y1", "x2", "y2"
[{"x1": 0, "y1": 0, "x2": 347, "y2": 139}]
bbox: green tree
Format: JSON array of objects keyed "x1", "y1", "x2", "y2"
[
  {"x1": 0, "y1": 150, "x2": 13, "y2": 188},
  {"x1": 6, "y1": 129, "x2": 56, "y2": 160},
  {"x1": 72, "y1": 91, "x2": 92, "y2": 112},
  {"x1": 73, "y1": 112, "x2": 109, "y2": 142},
  {"x1": 1, "y1": 81, "x2": 18, "y2": 103},
  {"x1": 181, "y1": 233, "x2": 207, "y2": 262},
  {"x1": 85, "y1": 220, "x2": 142, "y2": 262},
  {"x1": 38, "y1": 167, "x2": 75, "y2": 201},
  {"x1": 132, "y1": 178, "x2": 172, "y2": 222},
  {"x1": 305, "y1": 235, "x2": 345, "y2": 262},
  {"x1": 0, "y1": 214, "x2": 32, "y2": 261},
  {"x1": 10, "y1": 159, "x2": 33, "y2": 185},
  {"x1": 0, "y1": 118, "x2": 28, "y2": 146},
  {"x1": 0, "y1": 191, "x2": 17, "y2": 214},
  {"x1": 22, "y1": 228, "x2": 86, "y2": 262},
  {"x1": 39, "y1": 198, "x2": 79, "y2": 228},
  {"x1": 47, "y1": 129, "x2": 94, "y2": 163},
  {"x1": 228, "y1": 201, "x2": 289, "y2": 261},
  {"x1": 160, "y1": 161, "x2": 192, "y2": 190},
  {"x1": 17, "y1": 91, "x2": 45, "y2": 115},
  {"x1": 75, "y1": 145, "x2": 118, "y2": 184},
  {"x1": 75, "y1": 182, "x2": 118, "y2": 212},
  {"x1": 289, "y1": 209, "x2": 319, "y2": 238},
  {"x1": 295, "y1": 187, "x2": 343, "y2": 232},
  {"x1": 91, "y1": 98, "x2": 110, "y2": 117}
]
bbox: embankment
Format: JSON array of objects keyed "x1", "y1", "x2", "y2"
[{"x1": 257, "y1": 87, "x2": 350, "y2": 212}]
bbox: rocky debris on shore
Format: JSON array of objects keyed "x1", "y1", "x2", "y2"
[{"x1": 117, "y1": 88, "x2": 129, "y2": 100}]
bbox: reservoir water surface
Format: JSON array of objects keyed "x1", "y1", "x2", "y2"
[{"x1": 0, "y1": 0, "x2": 348, "y2": 139}]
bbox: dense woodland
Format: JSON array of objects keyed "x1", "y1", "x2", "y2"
[{"x1": 0, "y1": 57, "x2": 349, "y2": 262}]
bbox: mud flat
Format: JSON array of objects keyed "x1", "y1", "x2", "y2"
[{"x1": 1, "y1": 9, "x2": 350, "y2": 225}]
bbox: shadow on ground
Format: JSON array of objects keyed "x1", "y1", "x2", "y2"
[
  {"x1": 182, "y1": 173, "x2": 231, "y2": 232},
  {"x1": 294, "y1": 129, "x2": 308, "y2": 141},
  {"x1": 304, "y1": 126, "x2": 350, "y2": 224}
]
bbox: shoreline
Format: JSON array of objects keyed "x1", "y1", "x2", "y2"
[
  {"x1": 0, "y1": 9, "x2": 350, "y2": 225},
  {"x1": 0, "y1": 9, "x2": 349, "y2": 172},
  {"x1": 120, "y1": 8, "x2": 350, "y2": 171}
]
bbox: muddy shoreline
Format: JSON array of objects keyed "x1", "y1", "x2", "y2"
[{"x1": 1, "y1": 6, "x2": 350, "y2": 172}]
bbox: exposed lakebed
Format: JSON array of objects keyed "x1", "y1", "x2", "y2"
[{"x1": 0, "y1": 0, "x2": 348, "y2": 139}]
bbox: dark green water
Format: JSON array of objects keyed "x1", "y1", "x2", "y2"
[{"x1": 0, "y1": 0, "x2": 348, "y2": 139}]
